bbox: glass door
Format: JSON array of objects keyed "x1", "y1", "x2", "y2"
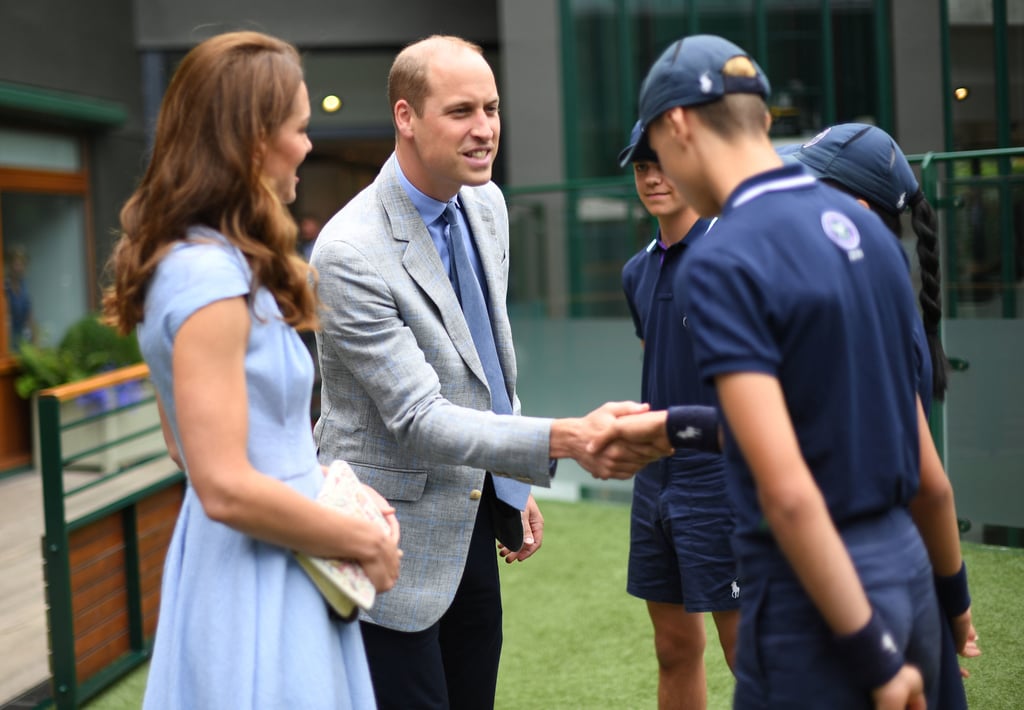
[{"x1": 2, "y1": 192, "x2": 89, "y2": 353}]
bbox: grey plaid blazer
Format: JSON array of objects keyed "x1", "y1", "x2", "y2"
[{"x1": 311, "y1": 153, "x2": 553, "y2": 632}]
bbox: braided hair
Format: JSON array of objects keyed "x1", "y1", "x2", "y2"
[{"x1": 909, "y1": 190, "x2": 950, "y2": 401}]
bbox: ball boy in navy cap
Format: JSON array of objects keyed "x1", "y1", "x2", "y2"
[
  {"x1": 627, "y1": 34, "x2": 971, "y2": 708},
  {"x1": 618, "y1": 120, "x2": 739, "y2": 708}
]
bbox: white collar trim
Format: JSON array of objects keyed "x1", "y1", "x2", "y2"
[{"x1": 731, "y1": 174, "x2": 817, "y2": 209}]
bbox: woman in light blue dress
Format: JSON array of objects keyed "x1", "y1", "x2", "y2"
[{"x1": 102, "y1": 31, "x2": 401, "y2": 709}]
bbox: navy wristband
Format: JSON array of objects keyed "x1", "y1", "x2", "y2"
[
  {"x1": 833, "y1": 610, "x2": 904, "y2": 690},
  {"x1": 934, "y1": 561, "x2": 970, "y2": 618},
  {"x1": 665, "y1": 405, "x2": 720, "y2": 452}
]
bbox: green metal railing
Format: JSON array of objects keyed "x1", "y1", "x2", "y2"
[
  {"x1": 36, "y1": 363, "x2": 182, "y2": 709},
  {"x1": 911, "y1": 147, "x2": 1024, "y2": 320},
  {"x1": 505, "y1": 175, "x2": 643, "y2": 318}
]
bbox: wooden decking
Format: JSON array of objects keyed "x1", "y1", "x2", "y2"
[{"x1": 0, "y1": 469, "x2": 100, "y2": 705}]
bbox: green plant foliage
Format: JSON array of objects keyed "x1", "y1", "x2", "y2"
[{"x1": 13, "y1": 314, "x2": 141, "y2": 398}]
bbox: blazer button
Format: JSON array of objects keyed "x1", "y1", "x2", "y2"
[{"x1": 469, "y1": 489, "x2": 482, "y2": 500}]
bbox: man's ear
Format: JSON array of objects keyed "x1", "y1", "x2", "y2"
[
  {"x1": 764, "y1": 107, "x2": 773, "y2": 133},
  {"x1": 663, "y1": 106, "x2": 687, "y2": 138},
  {"x1": 394, "y1": 99, "x2": 414, "y2": 139},
  {"x1": 663, "y1": 106, "x2": 699, "y2": 152}
]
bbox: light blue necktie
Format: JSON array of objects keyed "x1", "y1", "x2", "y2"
[{"x1": 443, "y1": 201, "x2": 530, "y2": 510}]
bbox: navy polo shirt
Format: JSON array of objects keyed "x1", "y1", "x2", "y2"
[
  {"x1": 623, "y1": 217, "x2": 718, "y2": 468},
  {"x1": 678, "y1": 165, "x2": 921, "y2": 553}
]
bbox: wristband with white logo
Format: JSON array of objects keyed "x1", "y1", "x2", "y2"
[
  {"x1": 833, "y1": 610, "x2": 904, "y2": 690},
  {"x1": 665, "y1": 405, "x2": 719, "y2": 453}
]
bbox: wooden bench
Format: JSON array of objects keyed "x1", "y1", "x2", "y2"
[{"x1": 36, "y1": 364, "x2": 184, "y2": 709}]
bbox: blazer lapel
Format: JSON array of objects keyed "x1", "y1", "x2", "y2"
[{"x1": 378, "y1": 158, "x2": 487, "y2": 387}]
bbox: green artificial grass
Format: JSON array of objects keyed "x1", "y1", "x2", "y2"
[
  {"x1": 955, "y1": 541, "x2": 1024, "y2": 709},
  {"x1": 85, "y1": 499, "x2": 1024, "y2": 709},
  {"x1": 495, "y1": 499, "x2": 729, "y2": 710}
]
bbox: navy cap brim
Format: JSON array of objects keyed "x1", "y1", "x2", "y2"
[
  {"x1": 617, "y1": 142, "x2": 637, "y2": 167},
  {"x1": 618, "y1": 126, "x2": 657, "y2": 167}
]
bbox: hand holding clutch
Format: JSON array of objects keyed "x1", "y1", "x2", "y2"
[{"x1": 294, "y1": 460, "x2": 393, "y2": 621}]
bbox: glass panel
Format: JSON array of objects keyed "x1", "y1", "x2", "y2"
[
  {"x1": 629, "y1": 0, "x2": 690, "y2": 61},
  {"x1": 511, "y1": 312, "x2": 640, "y2": 501},
  {"x1": 766, "y1": 0, "x2": 823, "y2": 138},
  {"x1": 942, "y1": 156, "x2": 1024, "y2": 317},
  {"x1": 949, "y1": 24, "x2": 995, "y2": 150},
  {"x1": 831, "y1": 2, "x2": 879, "y2": 126},
  {"x1": 2, "y1": 192, "x2": 88, "y2": 353},
  {"x1": 0, "y1": 128, "x2": 81, "y2": 171},
  {"x1": 927, "y1": 150, "x2": 1024, "y2": 532},
  {"x1": 508, "y1": 181, "x2": 647, "y2": 318},
  {"x1": 696, "y1": 0, "x2": 756, "y2": 49},
  {"x1": 948, "y1": 9, "x2": 1024, "y2": 149},
  {"x1": 943, "y1": 319, "x2": 1024, "y2": 530},
  {"x1": 568, "y1": 0, "x2": 627, "y2": 179},
  {"x1": 1013, "y1": 25, "x2": 1024, "y2": 146}
]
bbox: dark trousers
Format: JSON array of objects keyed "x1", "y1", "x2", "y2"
[{"x1": 361, "y1": 482, "x2": 503, "y2": 710}]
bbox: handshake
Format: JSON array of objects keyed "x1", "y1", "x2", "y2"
[{"x1": 550, "y1": 402, "x2": 675, "y2": 481}]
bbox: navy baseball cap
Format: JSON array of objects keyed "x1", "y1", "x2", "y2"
[
  {"x1": 775, "y1": 142, "x2": 802, "y2": 158},
  {"x1": 618, "y1": 120, "x2": 658, "y2": 166},
  {"x1": 775, "y1": 142, "x2": 803, "y2": 165},
  {"x1": 790, "y1": 123, "x2": 919, "y2": 215},
  {"x1": 620, "y1": 34, "x2": 771, "y2": 165}
]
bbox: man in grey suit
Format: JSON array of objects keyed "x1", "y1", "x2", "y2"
[{"x1": 312, "y1": 34, "x2": 666, "y2": 710}]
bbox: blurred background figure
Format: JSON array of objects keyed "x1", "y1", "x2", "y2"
[
  {"x1": 4, "y1": 246, "x2": 36, "y2": 353},
  {"x1": 297, "y1": 213, "x2": 322, "y2": 262}
]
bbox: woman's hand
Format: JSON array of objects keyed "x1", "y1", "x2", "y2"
[{"x1": 357, "y1": 483, "x2": 401, "y2": 592}]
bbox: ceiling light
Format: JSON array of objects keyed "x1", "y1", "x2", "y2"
[{"x1": 321, "y1": 95, "x2": 342, "y2": 113}]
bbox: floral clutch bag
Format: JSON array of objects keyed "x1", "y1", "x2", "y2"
[{"x1": 294, "y1": 459, "x2": 390, "y2": 621}]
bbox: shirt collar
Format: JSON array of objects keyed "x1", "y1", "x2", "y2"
[
  {"x1": 646, "y1": 217, "x2": 713, "y2": 255},
  {"x1": 396, "y1": 160, "x2": 458, "y2": 225},
  {"x1": 724, "y1": 164, "x2": 816, "y2": 214}
]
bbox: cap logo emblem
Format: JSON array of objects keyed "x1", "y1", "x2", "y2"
[
  {"x1": 699, "y1": 71, "x2": 713, "y2": 94},
  {"x1": 896, "y1": 191, "x2": 907, "y2": 210},
  {"x1": 821, "y1": 210, "x2": 864, "y2": 262},
  {"x1": 803, "y1": 126, "x2": 831, "y2": 148}
]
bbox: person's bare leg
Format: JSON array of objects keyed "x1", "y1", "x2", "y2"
[
  {"x1": 711, "y1": 608, "x2": 740, "y2": 673},
  {"x1": 647, "y1": 600, "x2": 708, "y2": 710}
]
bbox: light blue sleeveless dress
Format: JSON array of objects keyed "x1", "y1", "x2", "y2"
[{"x1": 137, "y1": 226, "x2": 376, "y2": 709}]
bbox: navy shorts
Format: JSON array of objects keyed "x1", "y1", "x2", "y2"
[
  {"x1": 732, "y1": 508, "x2": 942, "y2": 709},
  {"x1": 627, "y1": 454, "x2": 739, "y2": 612}
]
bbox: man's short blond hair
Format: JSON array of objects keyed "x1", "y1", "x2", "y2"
[{"x1": 388, "y1": 35, "x2": 484, "y2": 120}]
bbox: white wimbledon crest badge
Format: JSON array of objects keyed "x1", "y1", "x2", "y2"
[{"x1": 820, "y1": 210, "x2": 863, "y2": 262}]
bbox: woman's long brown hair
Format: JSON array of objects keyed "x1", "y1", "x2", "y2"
[{"x1": 103, "y1": 30, "x2": 317, "y2": 334}]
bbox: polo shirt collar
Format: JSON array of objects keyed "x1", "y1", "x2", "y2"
[{"x1": 724, "y1": 164, "x2": 816, "y2": 214}]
